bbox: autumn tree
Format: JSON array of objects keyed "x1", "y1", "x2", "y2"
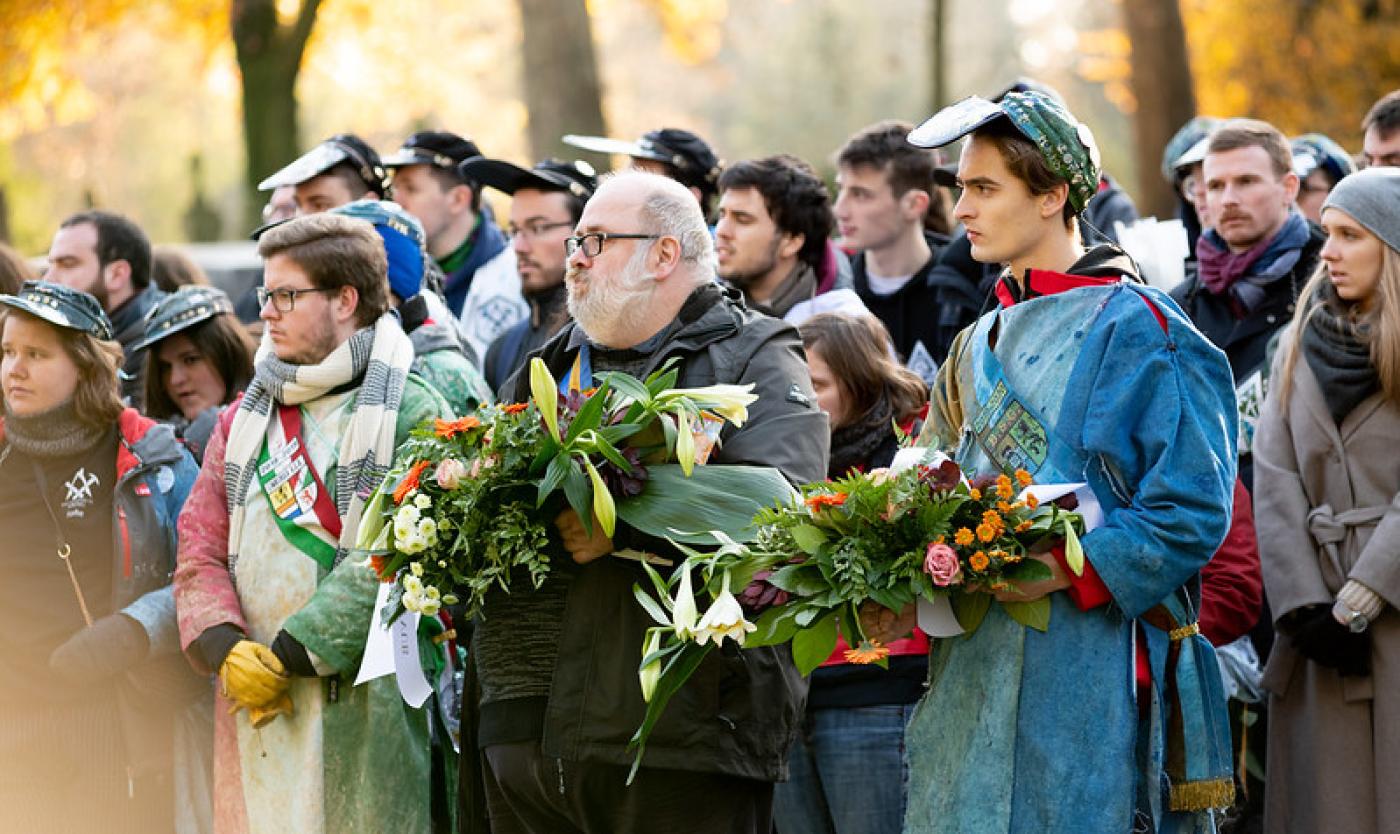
[
  {"x1": 515, "y1": 0, "x2": 608, "y2": 164},
  {"x1": 1121, "y1": 0, "x2": 1195, "y2": 217}
]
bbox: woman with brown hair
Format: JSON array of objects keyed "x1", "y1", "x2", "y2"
[
  {"x1": 1255, "y1": 167, "x2": 1400, "y2": 833},
  {"x1": 772, "y1": 312, "x2": 930, "y2": 834},
  {"x1": 135, "y1": 285, "x2": 254, "y2": 462},
  {"x1": 0, "y1": 281, "x2": 204, "y2": 832}
]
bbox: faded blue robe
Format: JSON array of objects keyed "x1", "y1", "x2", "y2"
[{"x1": 906, "y1": 250, "x2": 1238, "y2": 834}]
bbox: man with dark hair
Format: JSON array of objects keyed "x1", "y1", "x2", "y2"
[
  {"x1": 46, "y1": 210, "x2": 160, "y2": 403},
  {"x1": 174, "y1": 211, "x2": 451, "y2": 833},
  {"x1": 384, "y1": 130, "x2": 524, "y2": 363},
  {"x1": 835, "y1": 120, "x2": 975, "y2": 384},
  {"x1": 459, "y1": 156, "x2": 598, "y2": 392},
  {"x1": 1172, "y1": 118, "x2": 1323, "y2": 483},
  {"x1": 1362, "y1": 89, "x2": 1400, "y2": 168},
  {"x1": 258, "y1": 133, "x2": 390, "y2": 215},
  {"x1": 874, "y1": 91, "x2": 1237, "y2": 834},
  {"x1": 716, "y1": 154, "x2": 866, "y2": 324},
  {"x1": 564, "y1": 128, "x2": 723, "y2": 216}
]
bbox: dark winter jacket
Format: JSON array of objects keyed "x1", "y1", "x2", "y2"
[
  {"x1": 853, "y1": 231, "x2": 980, "y2": 384},
  {"x1": 109, "y1": 285, "x2": 166, "y2": 406},
  {"x1": 1082, "y1": 174, "x2": 1140, "y2": 245},
  {"x1": 464, "y1": 285, "x2": 827, "y2": 822},
  {"x1": 484, "y1": 282, "x2": 571, "y2": 395}
]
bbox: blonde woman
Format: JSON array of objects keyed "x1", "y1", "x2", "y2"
[{"x1": 1255, "y1": 167, "x2": 1400, "y2": 834}]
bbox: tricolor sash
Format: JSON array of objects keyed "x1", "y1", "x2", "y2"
[{"x1": 256, "y1": 404, "x2": 342, "y2": 571}]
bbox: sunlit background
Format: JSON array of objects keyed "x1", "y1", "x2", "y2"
[{"x1": 1, "y1": 0, "x2": 1397, "y2": 253}]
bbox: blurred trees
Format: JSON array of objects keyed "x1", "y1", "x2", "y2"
[
  {"x1": 516, "y1": 0, "x2": 607, "y2": 165},
  {"x1": 1121, "y1": 0, "x2": 1195, "y2": 217},
  {"x1": 1182, "y1": 0, "x2": 1400, "y2": 146},
  {"x1": 232, "y1": 0, "x2": 323, "y2": 228}
]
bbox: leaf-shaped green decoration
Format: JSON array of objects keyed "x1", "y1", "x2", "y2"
[
  {"x1": 616, "y1": 464, "x2": 797, "y2": 544},
  {"x1": 1002, "y1": 597, "x2": 1052, "y2": 632},
  {"x1": 951, "y1": 592, "x2": 992, "y2": 633},
  {"x1": 789, "y1": 523, "x2": 829, "y2": 555},
  {"x1": 1063, "y1": 517, "x2": 1085, "y2": 577},
  {"x1": 791, "y1": 611, "x2": 839, "y2": 676}
]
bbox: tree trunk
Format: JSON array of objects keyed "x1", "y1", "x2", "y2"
[
  {"x1": 231, "y1": 0, "x2": 322, "y2": 229},
  {"x1": 929, "y1": 0, "x2": 948, "y2": 112},
  {"x1": 1122, "y1": 0, "x2": 1196, "y2": 218},
  {"x1": 516, "y1": 0, "x2": 608, "y2": 169}
]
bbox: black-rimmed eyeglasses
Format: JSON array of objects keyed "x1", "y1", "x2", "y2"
[
  {"x1": 564, "y1": 232, "x2": 660, "y2": 259},
  {"x1": 257, "y1": 286, "x2": 337, "y2": 313}
]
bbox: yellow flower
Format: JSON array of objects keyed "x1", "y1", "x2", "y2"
[
  {"x1": 969, "y1": 488, "x2": 982, "y2": 501},
  {"x1": 970, "y1": 551, "x2": 990, "y2": 571},
  {"x1": 977, "y1": 523, "x2": 998, "y2": 543},
  {"x1": 954, "y1": 528, "x2": 975, "y2": 546},
  {"x1": 996, "y1": 474, "x2": 1015, "y2": 500}
]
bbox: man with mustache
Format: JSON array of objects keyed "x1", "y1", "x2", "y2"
[
  {"x1": 462, "y1": 171, "x2": 828, "y2": 834},
  {"x1": 1171, "y1": 119, "x2": 1325, "y2": 486},
  {"x1": 460, "y1": 156, "x2": 598, "y2": 393}
]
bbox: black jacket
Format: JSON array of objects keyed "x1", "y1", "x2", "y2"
[
  {"x1": 853, "y1": 231, "x2": 981, "y2": 383},
  {"x1": 462, "y1": 286, "x2": 827, "y2": 821},
  {"x1": 1171, "y1": 223, "x2": 1325, "y2": 383},
  {"x1": 484, "y1": 282, "x2": 570, "y2": 395}
]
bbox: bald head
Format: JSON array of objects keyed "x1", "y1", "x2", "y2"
[{"x1": 589, "y1": 170, "x2": 716, "y2": 284}]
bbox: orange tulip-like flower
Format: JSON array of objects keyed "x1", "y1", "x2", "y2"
[
  {"x1": 500, "y1": 403, "x2": 529, "y2": 415},
  {"x1": 434, "y1": 415, "x2": 482, "y2": 438},
  {"x1": 805, "y1": 492, "x2": 847, "y2": 511},
  {"x1": 843, "y1": 640, "x2": 891, "y2": 665},
  {"x1": 1015, "y1": 469, "x2": 1034, "y2": 487},
  {"x1": 954, "y1": 527, "x2": 975, "y2": 546},
  {"x1": 969, "y1": 551, "x2": 990, "y2": 571},
  {"x1": 393, "y1": 460, "x2": 432, "y2": 505}
]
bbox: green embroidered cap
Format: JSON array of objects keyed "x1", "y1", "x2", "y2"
[
  {"x1": 907, "y1": 91, "x2": 1103, "y2": 213},
  {"x1": 0, "y1": 280, "x2": 114, "y2": 340}
]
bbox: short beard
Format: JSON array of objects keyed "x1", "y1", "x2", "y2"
[
  {"x1": 719, "y1": 235, "x2": 782, "y2": 290},
  {"x1": 567, "y1": 244, "x2": 658, "y2": 348}
]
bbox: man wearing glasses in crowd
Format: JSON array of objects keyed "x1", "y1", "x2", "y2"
[{"x1": 459, "y1": 156, "x2": 598, "y2": 392}]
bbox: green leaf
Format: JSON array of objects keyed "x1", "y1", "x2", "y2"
[
  {"x1": 588, "y1": 434, "x2": 633, "y2": 472},
  {"x1": 530, "y1": 358, "x2": 561, "y2": 443},
  {"x1": 595, "y1": 371, "x2": 652, "y2": 407},
  {"x1": 674, "y1": 408, "x2": 695, "y2": 476},
  {"x1": 639, "y1": 559, "x2": 674, "y2": 610},
  {"x1": 791, "y1": 611, "x2": 839, "y2": 676},
  {"x1": 645, "y1": 363, "x2": 680, "y2": 397},
  {"x1": 951, "y1": 592, "x2": 991, "y2": 633},
  {"x1": 1004, "y1": 558, "x2": 1054, "y2": 584},
  {"x1": 627, "y1": 641, "x2": 710, "y2": 783},
  {"x1": 562, "y1": 456, "x2": 592, "y2": 534},
  {"x1": 767, "y1": 563, "x2": 829, "y2": 596},
  {"x1": 616, "y1": 464, "x2": 798, "y2": 544},
  {"x1": 789, "y1": 523, "x2": 828, "y2": 555},
  {"x1": 1001, "y1": 597, "x2": 1052, "y2": 632},
  {"x1": 597, "y1": 423, "x2": 643, "y2": 446},
  {"x1": 528, "y1": 435, "x2": 561, "y2": 474},
  {"x1": 747, "y1": 605, "x2": 802, "y2": 646},
  {"x1": 537, "y1": 453, "x2": 572, "y2": 508},
  {"x1": 565, "y1": 380, "x2": 612, "y2": 443},
  {"x1": 633, "y1": 583, "x2": 673, "y2": 627}
]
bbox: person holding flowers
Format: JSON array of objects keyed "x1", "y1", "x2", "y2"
[
  {"x1": 867, "y1": 92, "x2": 1240, "y2": 833},
  {"x1": 172, "y1": 214, "x2": 451, "y2": 834},
  {"x1": 772, "y1": 311, "x2": 931, "y2": 834},
  {"x1": 462, "y1": 170, "x2": 828, "y2": 833}
]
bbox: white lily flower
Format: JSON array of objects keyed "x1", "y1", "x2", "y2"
[
  {"x1": 659, "y1": 384, "x2": 758, "y2": 427},
  {"x1": 672, "y1": 567, "x2": 699, "y2": 640},
  {"x1": 639, "y1": 629, "x2": 663, "y2": 702},
  {"x1": 693, "y1": 573, "x2": 757, "y2": 647}
]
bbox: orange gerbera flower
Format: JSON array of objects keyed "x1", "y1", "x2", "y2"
[
  {"x1": 954, "y1": 527, "x2": 975, "y2": 546},
  {"x1": 369, "y1": 555, "x2": 396, "y2": 583},
  {"x1": 393, "y1": 460, "x2": 432, "y2": 504},
  {"x1": 1015, "y1": 520, "x2": 1034, "y2": 532},
  {"x1": 1015, "y1": 468, "x2": 1034, "y2": 487},
  {"x1": 976, "y1": 523, "x2": 998, "y2": 543},
  {"x1": 995, "y1": 474, "x2": 1015, "y2": 500},
  {"x1": 500, "y1": 403, "x2": 529, "y2": 415},
  {"x1": 969, "y1": 551, "x2": 990, "y2": 571},
  {"x1": 843, "y1": 640, "x2": 891, "y2": 665},
  {"x1": 434, "y1": 415, "x2": 482, "y2": 438},
  {"x1": 1025, "y1": 493, "x2": 1040, "y2": 509},
  {"x1": 805, "y1": 492, "x2": 847, "y2": 510},
  {"x1": 969, "y1": 488, "x2": 982, "y2": 501}
]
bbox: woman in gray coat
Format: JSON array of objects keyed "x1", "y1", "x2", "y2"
[{"x1": 1255, "y1": 167, "x2": 1400, "y2": 834}]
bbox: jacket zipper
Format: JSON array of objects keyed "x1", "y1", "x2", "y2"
[{"x1": 118, "y1": 506, "x2": 132, "y2": 579}]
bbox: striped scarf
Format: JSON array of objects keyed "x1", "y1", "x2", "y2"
[{"x1": 224, "y1": 314, "x2": 414, "y2": 566}]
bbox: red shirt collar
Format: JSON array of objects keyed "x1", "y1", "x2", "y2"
[{"x1": 994, "y1": 269, "x2": 1122, "y2": 308}]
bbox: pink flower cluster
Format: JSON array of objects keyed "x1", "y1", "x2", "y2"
[{"x1": 923, "y1": 542, "x2": 963, "y2": 587}]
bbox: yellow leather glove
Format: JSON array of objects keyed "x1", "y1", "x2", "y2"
[
  {"x1": 219, "y1": 640, "x2": 291, "y2": 712},
  {"x1": 247, "y1": 691, "x2": 295, "y2": 729}
]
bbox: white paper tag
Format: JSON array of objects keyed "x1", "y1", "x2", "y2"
[
  {"x1": 354, "y1": 581, "x2": 396, "y2": 686},
  {"x1": 393, "y1": 612, "x2": 433, "y2": 708}
]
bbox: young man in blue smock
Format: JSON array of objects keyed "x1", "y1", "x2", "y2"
[{"x1": 867, "y1": 92, "x2": 1240, "y2": 833}]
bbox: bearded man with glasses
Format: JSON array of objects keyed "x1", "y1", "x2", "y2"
[
  {"x1": 460, "y1": 171, "x2": 829, "y2": 834},
  {"x1": 175, "y1": 212, "x2": 452, "y2": 833}
]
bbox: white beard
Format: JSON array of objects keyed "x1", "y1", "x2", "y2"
[{"x1": 567, "y1": 244, "x2": 658, "y2": 347}]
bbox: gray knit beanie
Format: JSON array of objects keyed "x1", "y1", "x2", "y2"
[{"x1": 1322, "y1": 167, "x2": 1400, "y2": 253}]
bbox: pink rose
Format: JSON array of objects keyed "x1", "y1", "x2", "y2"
[
  {"x1": 435, "y1": 458, "x2": 468, "y2": 490},
  {"x1": 924, "y1": 542, "x2": 963, "y2": 587}
]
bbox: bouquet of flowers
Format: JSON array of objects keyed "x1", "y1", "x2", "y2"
[
  {"x1": 354, "y1": 358, "x2": 798, "y2": 624},
  {"x1": 625, "y1": 452, "x2": 1085, "y2": 778}
]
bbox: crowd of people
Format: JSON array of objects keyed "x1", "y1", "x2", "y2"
[{"x1": 1, "y1": 78, "x2": 1398, "y2": 834}]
